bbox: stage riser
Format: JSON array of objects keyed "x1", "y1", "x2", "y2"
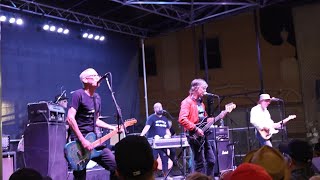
[{"x1": 67, "y1": 168, "x2": 110, "y2": 180}]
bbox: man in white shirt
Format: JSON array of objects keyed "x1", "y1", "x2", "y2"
[{"x1": 250, "y1": 94, "x2": 295, "y2": 147}]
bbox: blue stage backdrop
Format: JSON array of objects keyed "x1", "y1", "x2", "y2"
[{"x1": 1, "y1": 13, "x2": 140, "y2": 139}]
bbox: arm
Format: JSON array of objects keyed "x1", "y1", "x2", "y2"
[
  {"x1": 178, "y1": 100, "x2": 196, "y2": 131},
  {"x1": 166, "y1": 128, "x2": 171, "y2": 137},
  {"x1": 67, "y1": 107, "x2": 93, "y2": 150},
  {"x1": 96, "y1": 119, "x2": 117, "y2": 130},
  {"x1": 273, "y1": 115, "x2": 296, "y2": 129},
  {"x1": 140, "y1": 125, "x2": 151, "y2": 136}
]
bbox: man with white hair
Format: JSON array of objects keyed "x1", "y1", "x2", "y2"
[
  {"x1": 250, "y1": 93, "x2": 296, "y2": 147},
  {"x1": 67, "y1": 68, "x2": 118, "y2": 180}
]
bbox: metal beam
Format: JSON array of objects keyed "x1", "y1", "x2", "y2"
[
  {"x1": 111, "y1": 0, "x2": 191, "y2": 23},
  {"x1": 0, "y1": 0, "x2": 150, "y2": 37}
]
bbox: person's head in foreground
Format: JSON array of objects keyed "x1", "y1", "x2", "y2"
[
  {"x1": 243, "y1": 145, "x2": 290, "y2": 180},
  {"x1": 115, "y1": 135, "x2": 157, "y2": 180}
]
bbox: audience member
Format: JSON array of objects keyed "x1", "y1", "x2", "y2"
[
  {"x1": 186, "y1": 172, "x2": 213, "y2": 180},
  {"x1": 280, "y1": 139, "x2": 314, "y2": 180},
  {"x1": 310, "y1": 175, "x2": 320, "y2": 180},
  {"x1": 243, "y1": 145, "x2": 290, "y2": 180},
  {"x1": 9, "y1": 168, "x2": 43, "y2": 180},
  {"x1": 228, "y1": 163, "x2": 272, "y2": 180},
  {"x1": 314, "y1": 138, "x2": 320, "y2": 157},
  {"x1": 115, "y1": 135, "x2": 157, "y2": 180}
]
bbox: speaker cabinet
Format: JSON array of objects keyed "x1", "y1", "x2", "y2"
[
  {"x1": 3, "y1": 151, "x2": 16, "y2": 180},
  {"x1": 24, "y1": 122, "x2": 67, "y2": 180},
  {"x1": 211, "y1": 140, "x2": 233, "y2": 173}
]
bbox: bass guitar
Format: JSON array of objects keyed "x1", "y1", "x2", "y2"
[
  {"x1": 64, "y1": 119, "x2": 137, "y2": 171},
  {"x1": 188, "y1": 102, "x2": 236, "y2": 143},
  {"x1": 258, "y1": 115, "x2": 296, "y2": 140}
]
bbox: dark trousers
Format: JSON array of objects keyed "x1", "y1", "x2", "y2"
[
  {"x1": 188, "y1": 136, "x2": 216, "y2": 176},
  {"x1": 73, "y1": 146, "x2": 117, "y2": 180},
  {"x1": 153, "y1": 149, "x2": 169, "y2": 175}
]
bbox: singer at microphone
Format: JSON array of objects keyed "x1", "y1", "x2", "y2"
[{"x1": 97, "y1": 72, "x2": 110, "y2": 84}]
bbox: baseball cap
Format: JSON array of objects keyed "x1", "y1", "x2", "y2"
[{"x1": 229, "y1": 163, "x2": 272, "y2": 180}]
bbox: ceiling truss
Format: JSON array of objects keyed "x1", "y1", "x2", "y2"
[{"x1": 0, "y1": 0, "x2": 285, "y2": 37}]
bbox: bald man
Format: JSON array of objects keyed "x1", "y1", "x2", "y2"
[
  {"x1": 67, "y1": 68, "x2": 117, "y2": 180},
  {"x1": 140, "y1": 102, "x2": 171, "y2": 178}
]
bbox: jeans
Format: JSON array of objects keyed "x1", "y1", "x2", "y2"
[{"x1": 188, "y1": 136, "x2": 216, "y2": 176}]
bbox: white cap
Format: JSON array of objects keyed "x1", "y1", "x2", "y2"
[{"x1": 259, "y1": 94, "x2": 271, "y2": 102}]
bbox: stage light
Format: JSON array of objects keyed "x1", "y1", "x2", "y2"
[
  {"x1": 82, "y1": 33, "x2": 88, "y2": 38},
  {"x1": 57, "y1": 27, "x2": 63, "y2": 33},
  {"x1": 16, "y1": 18, "x2": 23, "y2": 25},
  {"x1": 94, "y1": 35, "x2": 100, "y2": 40},
  {"x1": 0, "y1": 15, "x2": 7, "y2": 22},
  {"x1": 63, "y1": 29, "x2": 69, "y2": 34},
  {"x1": 43, "y1": 24, "x2": 49, "y2": 30},
  {"x1": 99, "y1": 36, "x2": 105, "y2": 41},
  {"x1": 88, "y1": 34, "x2": 93, "y2": 39},
  {"x1": 9, "y1": 17, "x2": 15, "y2": 24},
  {"x1": 49, "y1": 25, "x2": 56, "y2": 32}
]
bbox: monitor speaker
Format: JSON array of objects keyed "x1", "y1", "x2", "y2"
[{"x1": 24, "y1": 122, "x2": 68, "y2": 180}]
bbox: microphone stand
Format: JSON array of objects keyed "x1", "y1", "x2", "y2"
[
  {"x1": 276, "y1": 100, "x2": 287, "y2": 142},
  {"x1": 105, "y1": 74, "x2": 127, "y2": 142},
  {"x1": 55, "y1": 90, "x2": 66, "y2": 103}
]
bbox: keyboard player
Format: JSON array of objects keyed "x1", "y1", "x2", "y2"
[{"x1": 140, "y1": 102, "x2": 171, "y2": 178}]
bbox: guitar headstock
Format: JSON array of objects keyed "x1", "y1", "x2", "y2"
[
  {"x1": 124, "y1": 118, "x2": 137, "y2": 127},
  {"x1": 225, "y1": 102, "x2": 236, "y2": 113}
]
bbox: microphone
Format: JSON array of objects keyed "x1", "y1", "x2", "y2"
[
  {"x1": 97, "y1": 72, "x2": 110, "y2": 84},
  {"x1": 162, "y1": 110, "x2": 167, "y2": 113},
  {"x1": 271, "y1": 97, "x2": 283, "y2": 101},
  {"x1": 204, "y1": 92, "x2": 219, "y2": 97}
]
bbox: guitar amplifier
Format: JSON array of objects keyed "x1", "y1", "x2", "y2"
[
  {"x1": 28, "y1": 101, "x2": 65, "y2": 123},
  {"x1": 208, "y1": 126, "x2": 229, "y2": 141}
]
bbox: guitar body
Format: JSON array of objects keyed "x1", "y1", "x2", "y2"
[
  {"x1": 188, "y1": 118, "x2": 208, "y2": 144},
  {"x1": 64, "y1": 119, "x2": 137, "y2": 171},
  {"x1": 64, "y1": 132, "x2": 101, "y2": 171},
  {"x1": 258, "y1": 128, "x2": 279, "y2": 140}
]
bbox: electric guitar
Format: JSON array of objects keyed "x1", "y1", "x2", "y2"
[
  {"x1": 258, "y1": 115, "x2": 296, "y2": 140},
  {"x1": 188, "y1": 103, "x2": 236, "y2": 143},
  {"x1": 64, "y1": 119, "x2": 137, "y2": 171}
]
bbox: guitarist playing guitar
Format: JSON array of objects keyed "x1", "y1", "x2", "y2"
[
  {"x1": 66, "y1": 68, "x2": 119, "y2": 180},
  {"x1": 178, "y1": 79, "x2": 236, "y2": 177},
  {"x1": 250, "y1": 94, "x2": 296, "y2": 147}
]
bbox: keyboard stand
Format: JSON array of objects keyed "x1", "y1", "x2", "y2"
[{"x1": 162, "y1": 146, "x2": 189, "y2": 180}]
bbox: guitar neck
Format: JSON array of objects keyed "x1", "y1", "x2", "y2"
[
  {"x1": 202, "y1": 111, "x2": 225, "y2": 132},
  {"x1": 92, "y1": 130, "x2": 119, "y2": 148}
]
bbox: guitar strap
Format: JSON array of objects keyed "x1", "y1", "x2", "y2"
[{"x1": 93, "y1": 94, "x2": 98, "y2": 135}]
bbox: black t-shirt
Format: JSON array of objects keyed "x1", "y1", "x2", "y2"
[
  {"x1": 70, "y1": 89, "x2": 101, "y2": 138},
  {"x1": 146, "y1": 114, "x2": 169, "y2": 138}
]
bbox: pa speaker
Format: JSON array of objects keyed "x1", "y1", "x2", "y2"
[
  {"x1": 24, "y1": 122, "x2": 67, "y2": 180},
  {"x1": 215, "y1": 140, "x2": 233, "y2": 172}
]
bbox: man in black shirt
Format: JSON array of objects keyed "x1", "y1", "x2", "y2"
[
  {"x1": 67, "y1": 68, "x2": 117, "y2": 180},
  {"x1": 140, "y1": 102, "x2": 171, "y2": 177}
]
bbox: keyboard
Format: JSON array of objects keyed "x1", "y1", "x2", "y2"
[{"x1": 150, "y1": 137, "x2": 189, "y2": 149}]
